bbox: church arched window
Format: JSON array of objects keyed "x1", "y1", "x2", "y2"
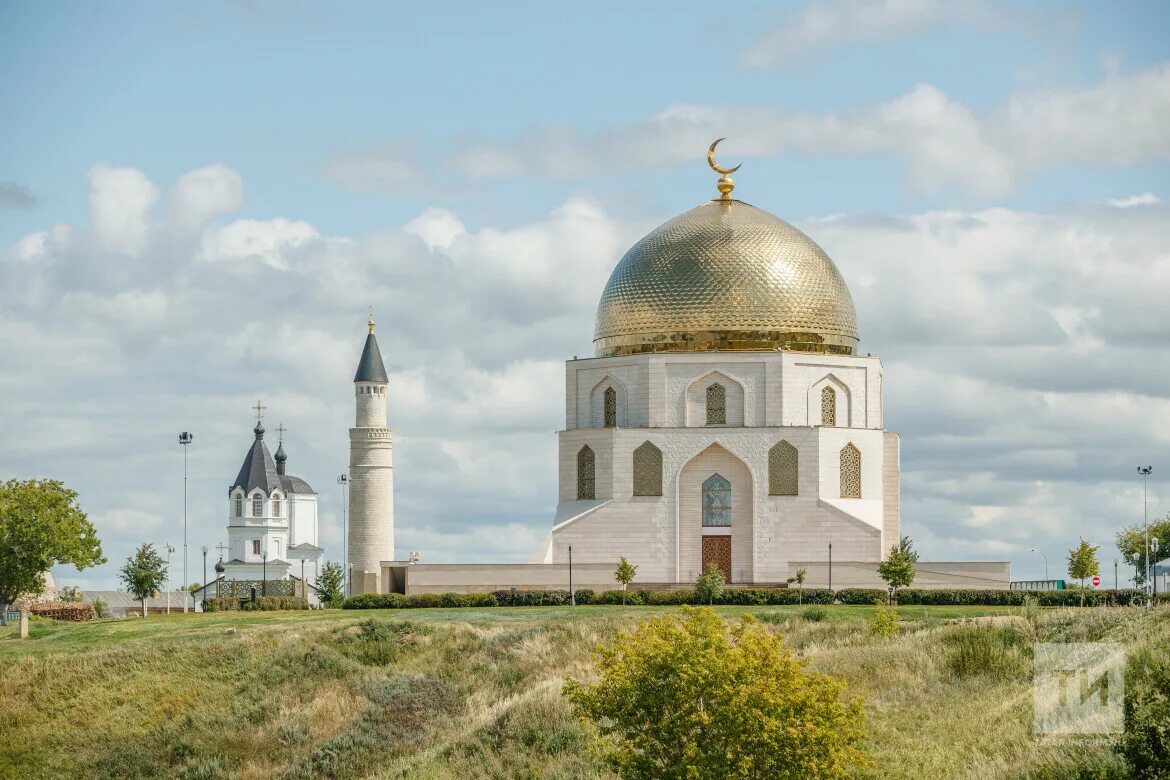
[
  {"x1": 840, "y1": 443, "x2": 861, "y2": 498},
  {"x1": 604, "y1": 387, "x2": 617, "y2": 428},
  {"x1": 769, "y1": 441, "x2": 798, "y2": 496},
  {"x1": 272, "y1": 494, "x2": 281, "y2": 518},
  {"x1": 632, "y1": 441, "x2": 662, "y2": 496},
  {"x1": 821, "y1": 386, "x2": 837, "y2": 426},
  {"x1": 702, "y1": 474, "x2": 731, "y2": 526},
  {"x1": 706, "y1": 383, "x2": 726, "y2": 426},
  {"x1": 252, "y1": 494, "x2": 263, "y2": 517},
  {"x1": 577, "y1": 445, "x2": 596, "y2": 500},
  {"x1": 234, "y1": 496, "x2": 243, "y2": 517}
]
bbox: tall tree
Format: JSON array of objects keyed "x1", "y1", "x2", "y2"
[
  {"x1": 1116, "y1": 516, "x2": 1170, "y2": 585},
  {"x1": 614, "y1": 556, "x2": 637, "y2": 605},
  {"x1": 315, "y1": 561, "x2": 345, "y2": 607},
  {"x1": 119, "y1": 544, "x2": 168, "y2": 617},
  {"x1": 877, "y1": 536, "x2": 919, "y2": 603},
  {"x1": 1068, "y1": 538, "x2": 1101, "y2": 607},
  {"x1": 0, "y1": 479, "x2": 105, "y2": 606}
]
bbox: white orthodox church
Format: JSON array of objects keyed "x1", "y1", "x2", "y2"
[{"x1": 216, "y1": 420, "x2": 324, "y2": 591}]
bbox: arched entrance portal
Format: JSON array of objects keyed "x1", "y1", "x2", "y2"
[{"x1": 677, "y1": 444, "x2": 754, "y2": 583}]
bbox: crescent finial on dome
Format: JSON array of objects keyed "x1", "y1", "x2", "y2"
[{"x1": 707, "y1": 138, "x2": 741, "y2": 200}]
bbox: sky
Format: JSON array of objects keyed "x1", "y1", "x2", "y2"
[{"x1": 1, "y1": 0, "x2": 1168, "y2": 591}]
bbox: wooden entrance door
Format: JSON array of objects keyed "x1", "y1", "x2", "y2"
[{"x1": 702, "y1": 536, "x2": 732, "y2": 582}]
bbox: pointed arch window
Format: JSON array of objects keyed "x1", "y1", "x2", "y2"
[
  {"x1": 252, "y1": 494, "x2": 263, "y2": 517},
  {"x1": 272, "y1": 494, "x2": 281, "y2": 518},
  {"x1": 840, "y1": 443, "x2": 861, "y2": 498},
  {"x1": 632, "y1": 441, "x2": 662, "y2": 496},
  {"x1": 577, "y1": 445, "x2": 596, "y2": 500},
  {"x1": 603, "y1": 386, "x2": 617, "y2": 428},
  {"x1": 821, "y1": 386, "x2": 837, "y2": 427},
  {"x1": 706, "y1": 383, "x2": 727, "y2": 426},
  {"x1": 702, "y1": 474, "x2": 731, "y2": 526},
  {"x1": 769, "y1": 441, "x2": 799, "y2": 496},
  {"x1": 234, "y1": 496, "x2": 243, "y2": 518}
]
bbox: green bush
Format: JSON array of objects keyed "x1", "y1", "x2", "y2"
[
  {"x1": 835, "y1": 588, "x2": 887, "y2": 605},
  {"x1": 890, "y1": 588, "x2": 1146, "y2": 607},
  {"x1": 492, "y1": 589, "x2": 571, "y2": 607},
  {"x1": 802, "y1": 605, "x2": 829, "y2": 622},
  {"x1": 92, "y1": 599, "x2": 107, "y2": 619},
  {"x1": 573, "y1": 588, "x2": 595, "y2": 605},
  {"x1": 593, "y1": 589, "x2": 644, "y2": 605},
  {"x1": 942, "y1": 625, "x2": 1031, "y2": 681},
  {"x1": 643, "y1": 589, "x2": 696, "y2": 605},
  {"x1": 1118, "y1": 635, "x2": 1170, "y2": 777},
  {"x1": 868, "y1": 599, "x2": 899, "y2": 637},
  {"x1": 342, "y1": 593, "x2": 405, "y2": 609},
  {"x1": 461, "y1": 592, "x2": 499, "y2": 608}
]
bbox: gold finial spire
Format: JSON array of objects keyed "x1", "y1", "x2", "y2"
[
  {"x1": 368, "y1": 306, "x2": 375, "y2": 334},
  {"x1": 707, "y1": 138, "x2": 741, "y2": 200}
]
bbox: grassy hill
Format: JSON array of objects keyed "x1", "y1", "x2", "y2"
[{"x1": 1, "y1": 604, "x2": 1166, "y2": 779}]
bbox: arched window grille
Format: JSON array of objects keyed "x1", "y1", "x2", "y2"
[
  {"x1": 272, "y1": 495, "x2": 281, "y2": 518},
  {"x1": 702, "y1": 474, "x2": 731, "y2": 526},
  {"x1": 706, "y1": 383, "x2": 727, "y2": 426},
  {"x1": 577, "y1": 445, "x2": 596, "y2": 500},
  {"x1": 821, "y1": 386, "x2": 837, "y2": 427},
  {"x1": 604, "y1": 386, "x2": 617, "y2": 428},
  {"x1": 252, "y1": 495, "x2": 263, "y2": 517},
  {"x1": 234, "y1": 496, "x2": 243, "y2": 517},
  {"x1": 632, "y1": 441, "x2": 662, "y2": 496},
  {"x1": 769, "y1": 441, "x2": 799, "y2": 496},
  {"x1": 840, "y1": 443, "x2": 861, "y2": 498}
]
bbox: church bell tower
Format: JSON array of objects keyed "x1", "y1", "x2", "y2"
[{"x1": 347, "y1": 312, "x2": 394, "y2": 593}]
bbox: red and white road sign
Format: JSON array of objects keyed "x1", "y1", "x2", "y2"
[{"x1": 1091, "y1": 575, "x2": 1101, "y2": 588}]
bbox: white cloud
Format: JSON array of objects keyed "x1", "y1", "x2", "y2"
[
  {"x1": 1107, "y1": 192, "x2": 1160, "y2": 208},
  {"x1": 88, "y1": 164, "x2": 160, "y2": 256},
  {"x1": 4, "y1": 163, "x2": 1169, "y2": 588},
  {"x1": 333, "y1": 63, "x2": 1170, "y2": 199},
  {"x1": 169, "y1": 164, "x2": 245, "y2": 229}
]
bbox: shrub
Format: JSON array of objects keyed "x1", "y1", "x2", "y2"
[
  {"x1": 492, "y1": 589, "x2": 571, "y2": 607},
  {"x1": 564, "y1": 607, "x2": 870, "y2": 778},
  {"x1": 694, "y1": 564, "x2": 726, "y2": 605},
  {"x1": 942, "y1": 625, "x2": 1031, "y2": 681},
  {"x1": 243, "y1": 596, "x2": 307, "y2": 611},
  {"x1": 868, "y1": 599, "x2": 899, "y2": 638},
  {"x1": 342, "y1": 593, "x2": 404, "y2": 610},
  {"x1": 461, "y1": 592, "x2": 498, "y2": 608},
  {"x1": 573, "y1": 589, "x2": 596, "y2": 605},
  {"x1": 643, "y1": 589, "x2": 696, "y2": 606},
  {"x1": 835, "y1": 588, "x2": 887, "y2": 605},
  {"x1": 802, "y1": 605, "x2": 829, "y2": 622},
  {"x1": 92, "y1": 599, "x2": 107, "y2": 619},
  {"x1": 593, "y1": 589, "x2": 644, "y2": 606},
  {"x1": 1118, "y1": 635, "x2": 1170, "y2": 777}
]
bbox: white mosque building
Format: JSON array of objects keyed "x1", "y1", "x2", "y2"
[{"x1": 368, "y1": 145, "x2": 1009, "y2": 594}]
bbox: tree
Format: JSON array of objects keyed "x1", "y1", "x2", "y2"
[
  {"x1": 1116, "y1": 516, "x2": 1170, "y2": 586},
  {"x1": 1068, "y1": 537, "x2": 1101, "y2": 607},
  {"x1": 187, "y1": 582, "x2": 202, "y2": 593},
  {"x1": 695, "y1": 563, "x2": 725, "y2": 606},
  {"x1": 119, "y1": 544, "x2": 168, "y2": 617},
  {"x1": 877, "y1": 535, "x2": 918, "y2": 602},
  {"x1": 788, "y1": 568, "x2": 808, "y2": 604},
  {"x1": 614, "y1": 556, "x2": 638, "y2": 605},
  {"x1": 0, "y1": 478, "x2": 105, "y2": 606},
  {"x1": 564, "y1": 606, "x2": 869, "y2": 779},
  {"x1": 316, "y1": 561, "x2": 345, "y2": 607}
]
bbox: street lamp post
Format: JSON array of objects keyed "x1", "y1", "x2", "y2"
[
  {"x1": 1153, "y1": 538, "x2": 1160, "y2": 600},
  {"x1": 568, "y1": 544, "x2": 574, "y2": 606},
  {"x1": 1031, "y1": 548, "x2": 1049, "y2": 582},
  {"x1": 337, "y1": 474, "x2": 349, "y2": 596},
  {"x1": 1138, "y1": 466, "x2": 1152, "y2": 594},
  {"x1": 201, "y1": 546, "x2": 208, "y2": 609},
  {"x1": 1114, "y1": 559, "x2": 1118, "y2": 591},
  {"x1": 165, "y1": 543, "x2": 175, "y2": 614},
  {"x1": 828, "y1": 543, "x2": 832, "y2": 592},
  {"x1": 179, "y1": 432, "x2": 194, "y2": 613},
  {"x1": 262, "y1": 551, "x2": 268, "y2": 596}
]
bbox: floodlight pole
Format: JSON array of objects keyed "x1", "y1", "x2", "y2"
[
  {"x1": 201, "y1": 545, "x2": 208, "y2": 609},
  {"x1": 828, "y1": 542, "x2": 832, "y2": 592},
  {"x1": 1138, "y1": 466, "x2": 1152, "y2": 598},
  {"x1": 165, "y1": 542, "x2": 175, "y2": 614},
  {"x1": 1031, "y1": 548, "x2": 1049, "y2": 582},
  {"x1": 568, "y1": 544, "x2": 574, "y2": 605},
  {"x1": 179, "y1": 432, "x2": 194, "y2": 612},
  {"x1": 1153, "y1": 538, "x2": 1160, "y2": 600},
  {"x1": 337, "y1": 474, "x2": 349, "y2": 596}
]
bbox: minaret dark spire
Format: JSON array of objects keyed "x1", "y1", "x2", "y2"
[{"x1": 354, "y1": 311, "x2": 389, "y2": 383}]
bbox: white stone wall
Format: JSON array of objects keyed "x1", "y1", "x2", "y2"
[{"x1": 349, "y1": 382, "x2": 394, "y2": 592}]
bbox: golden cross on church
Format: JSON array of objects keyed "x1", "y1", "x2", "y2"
[{"x1": 252, "y1": 400, "x2": 266, "y2": 421}]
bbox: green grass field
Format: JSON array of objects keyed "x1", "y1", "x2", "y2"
[{"x1": 1, "y1": 604, "x2": 1166, "y2": 779}]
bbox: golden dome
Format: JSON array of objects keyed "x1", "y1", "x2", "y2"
[{"x1": 593, "y1": 198, "x2": 859, "y2": 357}]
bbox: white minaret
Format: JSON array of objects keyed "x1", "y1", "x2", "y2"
[{"x1": 347, "y1": 312, "x2": 394, "y2": 594}]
